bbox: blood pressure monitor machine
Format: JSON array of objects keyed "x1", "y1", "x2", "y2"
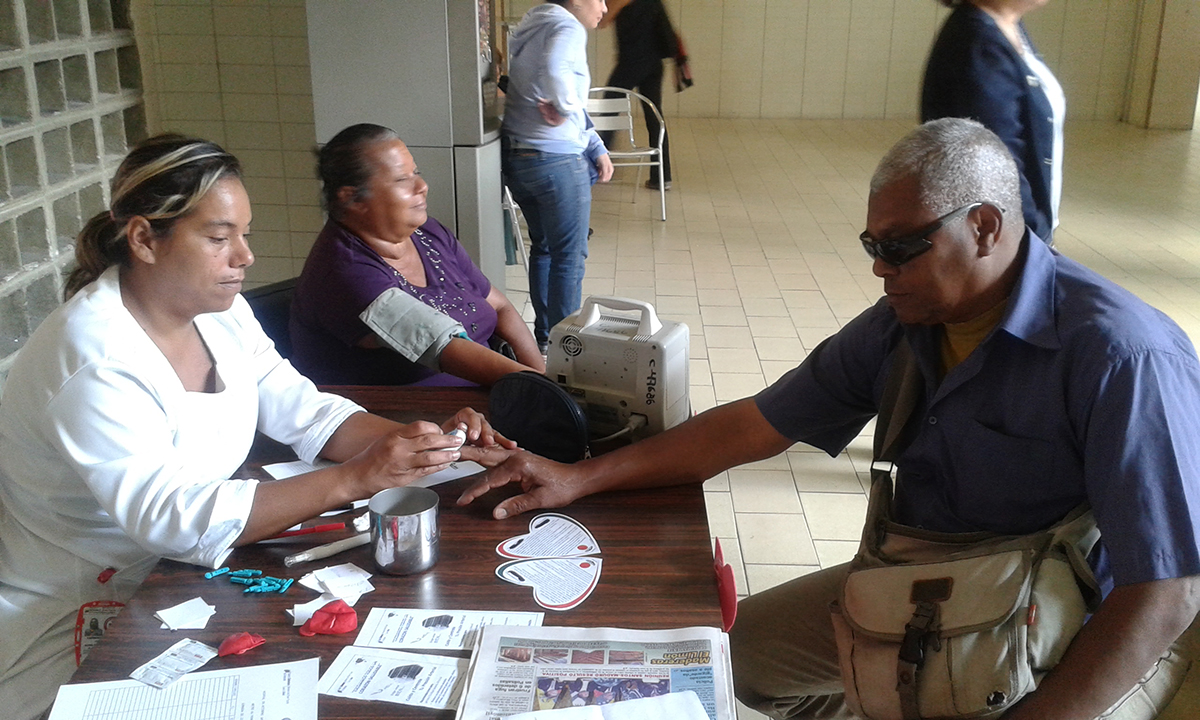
[{"x1": 546, "y1": 296, "x2": 690, "y2": 442}]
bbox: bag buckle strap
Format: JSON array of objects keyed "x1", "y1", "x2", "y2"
[
  {"x1": 899, "y1": 600, "x2": 939, "y2": 666},
  {"x1": 897, "y1": 600, "x2": 940, "y2": 720}
]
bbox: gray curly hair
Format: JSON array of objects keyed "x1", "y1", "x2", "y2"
[{"x1": 870, "y1": 118, "x2": 1021, "y2": 221}]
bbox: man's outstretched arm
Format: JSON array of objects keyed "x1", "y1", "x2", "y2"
[
  {"x1": 1005, "y1": 574, "x2": 1200, "y2": 720},
  {"x1": 457, "y1": 397, "x2": 795, "y2": 519}
]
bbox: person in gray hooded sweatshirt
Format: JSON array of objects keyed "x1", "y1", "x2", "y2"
[{"x1": 502, "y1": 0, "x2": 613, "y2": 354}]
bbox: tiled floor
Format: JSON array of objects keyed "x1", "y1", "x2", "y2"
[{"x1": 503, "y1": 117, "x2": 1200, "y2": 719}]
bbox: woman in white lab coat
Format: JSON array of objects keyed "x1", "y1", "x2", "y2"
[{"x1": 0, "y1": 135, "x2": 510, "y2": 719}]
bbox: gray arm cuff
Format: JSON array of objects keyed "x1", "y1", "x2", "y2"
[{"x1": 359, "y1": 288, "x2": 466, "y2": 371}]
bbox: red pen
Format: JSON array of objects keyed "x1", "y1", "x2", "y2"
[{"x1": 268, "y1": 522, "x2": 346, "y2": 540}]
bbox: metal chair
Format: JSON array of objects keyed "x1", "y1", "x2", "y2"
[
  {"x1": 502, "y1": 184, "x2": 528, "y2": 272},
  {"x1": 587, "y1": 86, "x2": 667, "y2": 221}
]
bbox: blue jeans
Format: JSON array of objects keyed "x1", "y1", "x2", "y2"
[{"x1": 502, "y1": 144, "x2": 592, "y2": 345}]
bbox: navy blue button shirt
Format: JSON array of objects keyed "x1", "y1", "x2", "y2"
[{"x1": 756, "y1": 235, "x2": 1200, "y2": 593}]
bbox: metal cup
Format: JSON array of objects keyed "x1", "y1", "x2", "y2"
[{"x1": 368, "y1": 487, "x2": 440, "y2": 575}]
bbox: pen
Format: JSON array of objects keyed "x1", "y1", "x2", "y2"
[
  {"x1": 268, "y1": 522, "x2": 345, "y2": 540},
  {"x1": 284, "y1": 532, "x2": 370, "y2": 567}
]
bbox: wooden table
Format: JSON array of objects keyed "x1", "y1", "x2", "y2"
[{"x1": 65, "y1": 387, "x2": 722, "y2": 718}]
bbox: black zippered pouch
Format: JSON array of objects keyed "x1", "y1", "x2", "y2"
[{"x1": 488, "y1": 371, "x2": 589, "y2": 463}]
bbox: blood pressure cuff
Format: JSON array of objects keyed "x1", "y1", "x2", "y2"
[{"x1": 359, "y1": 288, "x2": 467, "y2": 371}]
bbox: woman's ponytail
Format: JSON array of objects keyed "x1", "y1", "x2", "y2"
[{"x1": 63, "y1": 212, "x2": 128, "y2": 300}]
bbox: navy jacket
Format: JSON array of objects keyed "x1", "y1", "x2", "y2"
[{"x1": 921, "y1": 3, "x2": 1056, "y2": 242}]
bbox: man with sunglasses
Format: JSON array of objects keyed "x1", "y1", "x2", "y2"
[{"x1": 461, "y1": 118, "x2": 1200, "y2": 720}]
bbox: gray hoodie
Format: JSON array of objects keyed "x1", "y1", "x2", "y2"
[{"x1": 503, "y1": 3, "x2": 605, "y2": 163}]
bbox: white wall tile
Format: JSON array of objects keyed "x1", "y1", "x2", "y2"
[
  {"x1": 843, "y1": 0, "x2": 894, "y2": 119},
  {"x1": 224, "y1": 121, "x2": 281, "y2": 150},
  {"x1": 675, "y1": 0, "x2": 724, "y2": 118},
  {"x1": 718, "y1": 0, "x2": 767, "y2": 118},
  {"x1": 1024, "y1": 0, "x2": 1066, "y2": 66},
  {"x1": 271, "y1": 36, "x2": 310, "y2": 66},
  {"x1": 883, "y1": 0, "x2": 944, "y2": 120},
  {"x1": 222, "y1": 93, "x2": 278, "y2": 123},
  {"x1": 158, "y1": 63, "x2": 220, "y2": 94},
  {"x1": 219, "y1": 65, "x2": 277, "y2": 95},
  {"x1": 1051, "y1": 2, "x2": 1109, "y2": 121},
  {"x1": 758, "y1": 0, "x2": 807, "y2": 118},
  {"x1": 212, "y1": 5, "x2": 272, "y2": 36},
  {"x1": 157, "y1": 35, "x2": 218, "y2": 65},
  {"x1": 800, "y1": 0, "x2": 851, "y2": 118},
  {"x1": 155, "y1": 6, "x2": 214, "y2": 36},
  {"x1": 1097, "y1": 0, "x2": 1139, "y2": 122},
  {"x1": 215, "y1": 35, "x2": 273, "y2": 65}
]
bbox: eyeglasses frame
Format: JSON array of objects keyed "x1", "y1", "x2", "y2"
[{"x1": 860, "y1": 202, "x2": 989, "y2": 267}]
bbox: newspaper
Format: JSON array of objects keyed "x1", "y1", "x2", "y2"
[{"x1": 455, "y1": 625, "x2": 734, "y2": 720}]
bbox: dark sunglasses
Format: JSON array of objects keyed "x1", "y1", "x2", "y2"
[{"x1": 860, "y1": 202, "x2": 984, "y2": 266}]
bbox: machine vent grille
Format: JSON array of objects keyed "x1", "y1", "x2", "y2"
[{"x1": 561, "y1": 335, "x2": 583, "y2": 357}]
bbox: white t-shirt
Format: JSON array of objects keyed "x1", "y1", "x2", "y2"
[
  {"x1": 0, "y1": 266, "x2": 362, "y2": 717},
  {"x1": 1021, "y1": 44, "x2": 1065, "y2": 231}
]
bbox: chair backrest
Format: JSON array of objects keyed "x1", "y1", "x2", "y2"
[
  {"x1": 243, "y1": 277, "x2": 297, "y2": 358},
  {"x1": 586, "y1": 94, "x2": 635, "y2": 147},
  {"x1": 587, "y1": 86, "x2": 665, "y2": 151}
]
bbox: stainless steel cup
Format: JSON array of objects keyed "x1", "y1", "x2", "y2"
[{"x1": 368, "y1": 487, "x2": 439, "y2": 575}]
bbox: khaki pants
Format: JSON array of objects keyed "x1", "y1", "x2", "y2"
[
  {"x1": 731, "y1": 564, "x2": 853, "y2": 719},
  {"x1": 730, "y1": 562, "x2": 1195, "y2": 720}
]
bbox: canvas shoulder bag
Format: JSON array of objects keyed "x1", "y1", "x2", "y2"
[{"x1": 829, "y1": 339, "x2": 1102, "y2": 720}]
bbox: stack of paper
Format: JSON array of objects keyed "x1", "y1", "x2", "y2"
[
  {"x1": 154, "y1": 597, "x2": 216, "y2": 630},
  {"x1": 315, "y1": 608, "x2": 545, "y2": 711},
  {"x1": 302, "y1": 562, "x2": 374, "y2": 598},
  {"x1": 288, "y1": 562, "x2": 375, "y2": 626}
]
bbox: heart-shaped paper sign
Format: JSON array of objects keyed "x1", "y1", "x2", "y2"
[
  {"x1": 496, "y1": 557, "x2": 602, "y2": 611},
  {"x1": 497, "y1": 513, "x2": 600, "y2": 559}
]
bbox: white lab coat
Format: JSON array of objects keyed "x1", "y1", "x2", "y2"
[{"x1": 0, "y1": 266, "x2": 362, "y2": 717}]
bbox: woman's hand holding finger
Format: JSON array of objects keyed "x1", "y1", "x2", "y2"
[
  {"x1": 442, "y1": 408, "x2": 483, "y2": 439},
  {"x1": 444, "y1": 408, "x2": 517, "y2": 449},
  {"x1": 346, "y1": 428, "x2": 464, "y2": 495}
]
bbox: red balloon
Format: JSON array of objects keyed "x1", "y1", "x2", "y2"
[
  {"x1": 218, "y1": 632, "x2": 265, "y2": 657},
  {"x1": 299, "y1": 599, "x2": 358, "y2": 636}
]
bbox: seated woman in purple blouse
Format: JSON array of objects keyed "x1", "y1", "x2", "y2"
[{"x1": 291, "y1": 124, "x2": 545, "y2": 386}]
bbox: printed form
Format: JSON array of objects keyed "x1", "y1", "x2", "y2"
[{"x1": 48, "y1": 658, "x2": 318, "y2": 720}]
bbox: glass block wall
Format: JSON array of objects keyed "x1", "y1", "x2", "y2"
[{"x1": 0, "y1": 0, "x2": 144, "y2": 397}]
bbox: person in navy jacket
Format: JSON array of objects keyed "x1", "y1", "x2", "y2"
[{"x1": 922, "y1": 0, "x2": 1063, "y2": 245}]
